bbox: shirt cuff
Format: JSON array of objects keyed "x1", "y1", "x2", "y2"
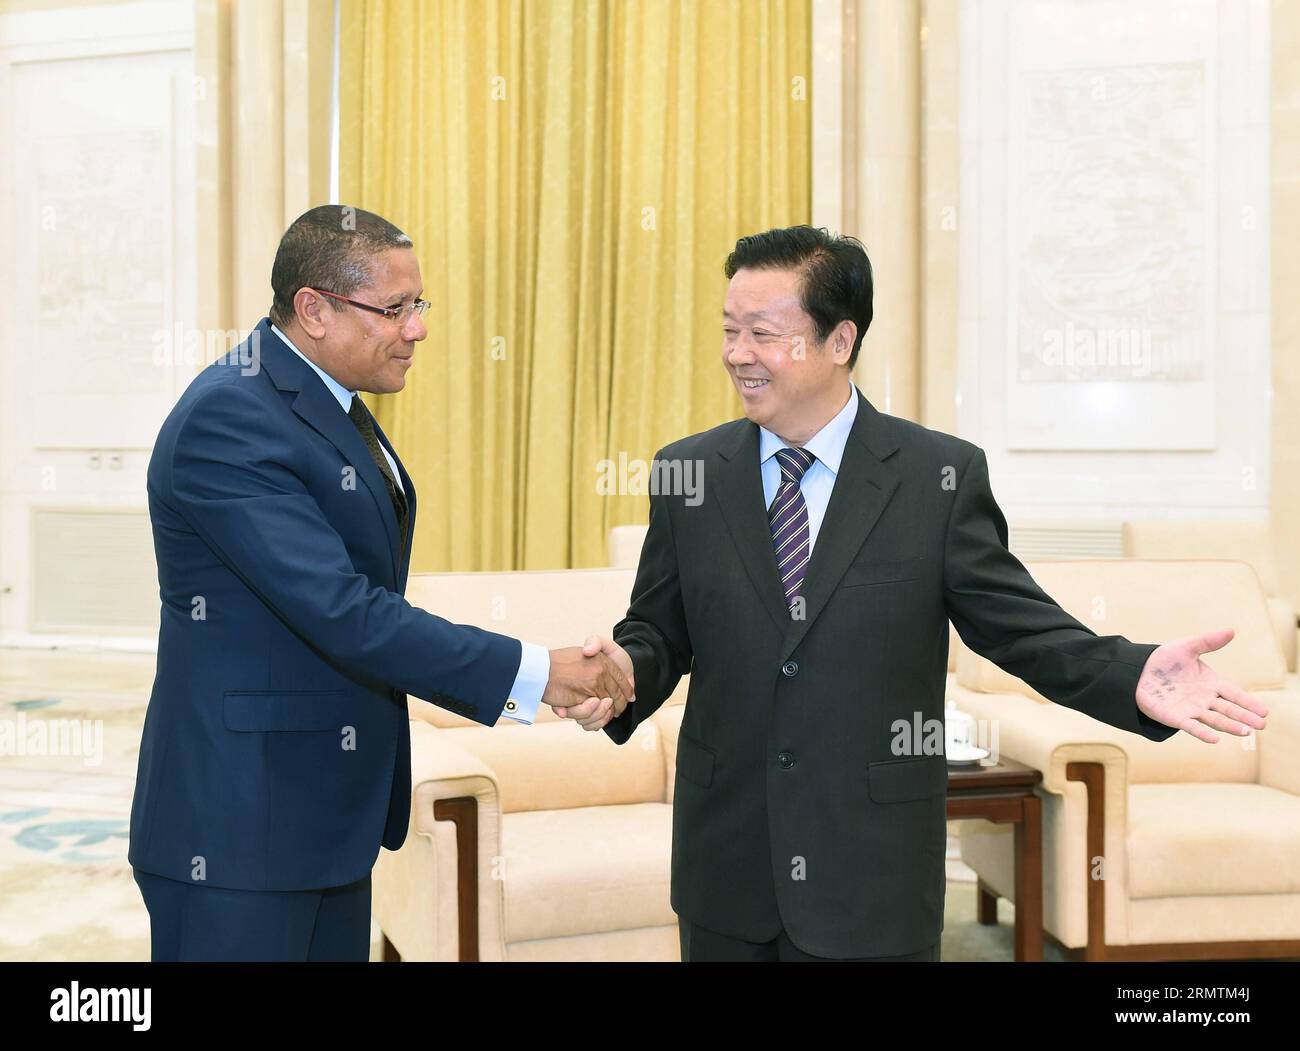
[{"x1": 497, "y1": 641, "x2": 549, "y2": 725}]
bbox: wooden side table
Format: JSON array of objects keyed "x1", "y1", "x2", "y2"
[{"x1": 945, "y1": 757, "x2": 1043, "y2": 961}]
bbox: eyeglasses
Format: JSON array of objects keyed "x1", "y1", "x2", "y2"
[{"x1": 312, "y1": 288, "x2": 431, "y2": 322}]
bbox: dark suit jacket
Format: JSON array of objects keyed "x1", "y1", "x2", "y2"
[
  {"x1": 605, "y1": 388, "x2": 1176, "y2": 958},
  {"x1": 129, "y1": 317, "x2": 521, "y2": 892}
]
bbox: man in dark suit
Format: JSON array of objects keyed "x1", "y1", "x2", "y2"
[
  {"x1": 129, "y1": 205, "x2": 630, "y2": 961},
  {"x1": 577, "y1": 225, "x2": 1269, "y2": 962}
]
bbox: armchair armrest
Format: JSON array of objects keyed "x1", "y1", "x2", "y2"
[
  {"x1": 947, "y1": 686, "x2": 1138, "y2": 947},
  {"x1": 372, "y1": 721, "x2": 506, "y2": 961},
  {"x1": 1258, "y1": 690, "x2": 1300, "y2": 796},
  {"x1": 1265, "y1": 597, "x2": 1297, "y2": 672},
  {"x1": 948, "y1": 687, "x2": 1134, "y2": 799}
]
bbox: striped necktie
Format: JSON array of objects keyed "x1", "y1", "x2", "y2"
[
  {"x1": 347, "y1": 396, "x2": 409, "y2": 562},
  {"x1": 769, "y1": 447, "x2": 816, "y2": 612}
]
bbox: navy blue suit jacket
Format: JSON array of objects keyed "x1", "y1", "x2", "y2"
[{"x1": 129, "y1": 317, "x2": 521, "y2": 891}]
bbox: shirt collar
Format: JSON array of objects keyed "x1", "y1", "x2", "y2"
[
  {"x1": 758, "y1": 382, "x2": 859, "y2": 476},
  {"x1": 270, "y1": 322, "x2": 356, "y2": 413}
]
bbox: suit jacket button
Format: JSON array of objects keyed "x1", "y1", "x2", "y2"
[
  {"x1": 782, "y1": 661, "x2": 799, "y2": 677},
  {"x1": 777, "y1": 751, "x2": 795, "y2": 769}
]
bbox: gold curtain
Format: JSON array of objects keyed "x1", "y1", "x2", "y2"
[
  {"x1": 195, "y1": 0, "x2": 335, "y2": 341},
  {"x1": 339, "y1": 0, "x2": 810, "y2": 570}
]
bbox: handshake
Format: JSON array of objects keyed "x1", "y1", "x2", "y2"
[{"x1": 541, "y1": 635, "x2": 634, "y2": 732}]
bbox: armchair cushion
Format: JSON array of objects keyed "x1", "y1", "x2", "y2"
[
  {"x1": 1126, "y1": 782, "x2": 1300, "y2": 898},
  {"x1": 500, "y1": 802, "x2": 675, "y2": 942}
]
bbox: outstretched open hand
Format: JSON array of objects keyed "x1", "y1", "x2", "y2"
[{"x1": 1136, "y1": 629, "x2": 1270, "y2": 744}]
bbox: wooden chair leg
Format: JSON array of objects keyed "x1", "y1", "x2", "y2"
[
  {"x1": 976, "y1": 879, "x2": 999, "y2": 925},
  {"x1": 1066, "y1": 761, "x2": 1109, "y2": 962},
  {"x1": 1014, "y1": 792, "x2": 1044, "y2": 961}
]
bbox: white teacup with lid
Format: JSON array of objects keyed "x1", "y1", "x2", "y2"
[{"x1": 945, "y1": 700, "x2": 975, "y2": 750}]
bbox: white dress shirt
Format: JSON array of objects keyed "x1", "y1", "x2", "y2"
[
  {"x1": 269, "y1": 323, "x2": 548, "y2": 724},
  {"x1": 758, "y1": 381, "x2": 859, "y2": 552}
]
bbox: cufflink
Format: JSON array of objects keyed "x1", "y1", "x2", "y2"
[{"x1": 505, "y1": 699, "x2": 518, "y2": 713}]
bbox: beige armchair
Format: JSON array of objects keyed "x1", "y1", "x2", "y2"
[
  {"x1": 372, "y1": 567, "x2": 686, "y2": 961},
  {"x1": 1123, "y1": 519, "x2": 1298, "y2": 673},
  {"x1": 950, "y1": 559, "x2": 1300, "y2": 960}
]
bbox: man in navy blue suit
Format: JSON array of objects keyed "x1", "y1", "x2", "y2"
[{"x1": 129, "y1": 205, "x2": 632, "y2": 961}]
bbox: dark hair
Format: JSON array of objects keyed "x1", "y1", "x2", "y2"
[
  {"x1": 269, "y1": 204, "x2": 413, "y2": 327},
  {"x1": 723, "y1": 225, "x2": 873, "y2": 370}
]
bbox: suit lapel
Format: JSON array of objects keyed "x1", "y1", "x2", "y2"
[
  {"x1": 779, "y1": 392, "x2": 900, "y2": 661},
  {"x1": 714, "y1": 422, "x2": 793, "y2": 634},
  {"x1": 254, "y1": 319, "x2": 404, "y2": 583}
]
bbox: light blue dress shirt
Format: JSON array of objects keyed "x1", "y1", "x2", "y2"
[
  {"x1": 758, "y1": 382, "x2": 859, "y2": 552},
  {"x1": 269, "y1": 323, "x2": 548, "y2": 725}
]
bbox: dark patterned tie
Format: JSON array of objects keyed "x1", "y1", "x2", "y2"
[
  {"x1": 347, "y1": 396, "x2": 409, "y2": 561},
  {"x1": 769, "y1": 447, "x2": 816, "y2": 612}
]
